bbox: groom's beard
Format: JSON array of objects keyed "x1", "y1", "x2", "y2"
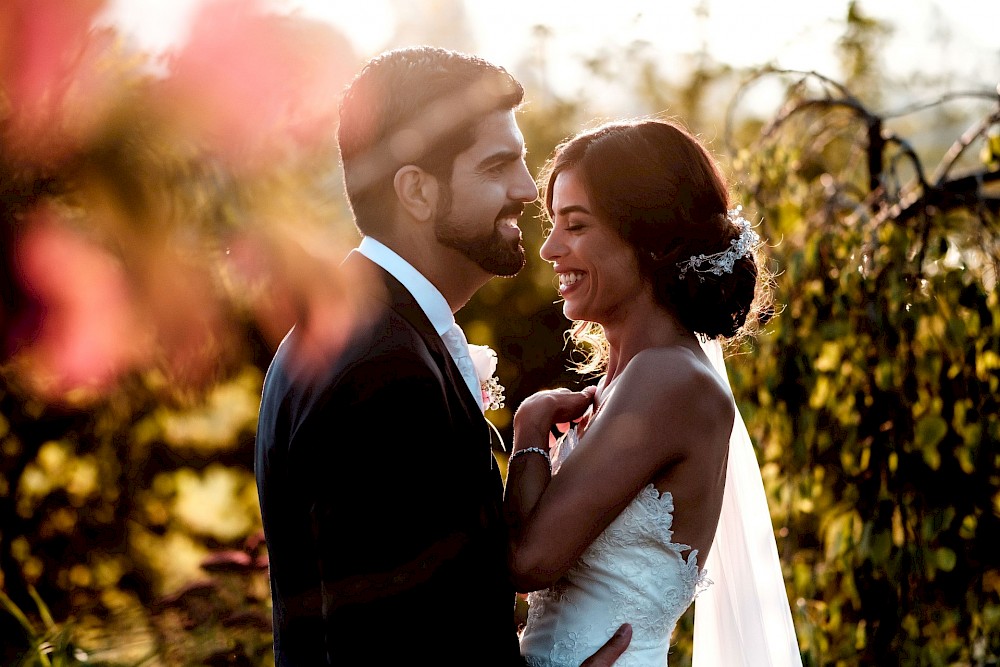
[{"x1": 435, "y1": 192, "x2": 526, "y2": 277}]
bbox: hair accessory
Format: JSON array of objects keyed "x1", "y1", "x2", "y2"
[
  {"x1": 510, "y1": 447, "x2": 552, "y2": 473},
  {"x1": 677, "y1": 207, "x2": 760, "y2": 281}
]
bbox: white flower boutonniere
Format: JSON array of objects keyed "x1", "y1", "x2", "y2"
[{"x1": 468, "y1": 344, "x2": 506, "y2": 411}]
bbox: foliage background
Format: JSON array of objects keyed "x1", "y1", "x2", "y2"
[{"x1": 1, "y1": 1, "x2": 998, "y2": 665}]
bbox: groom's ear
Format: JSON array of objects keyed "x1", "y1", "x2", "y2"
[{"x1": 393, "y1": 165, "x2": 439, "y2": 223}]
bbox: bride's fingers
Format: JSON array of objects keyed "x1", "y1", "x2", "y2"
[
  {"x1": 547, "y1": 391, "x2": 596, "y2": 422},
  {"x1": 516, "y1": 387, "x2": 596, "y2": 433}
]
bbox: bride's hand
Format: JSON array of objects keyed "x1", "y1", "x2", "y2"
[{"x1": 512, "y1": 386, "x2": 596, "y2": 450}]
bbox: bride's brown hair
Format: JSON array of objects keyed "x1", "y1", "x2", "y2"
[{"x1": 537, "y1": 117, "x2": 774, "y2": 374}]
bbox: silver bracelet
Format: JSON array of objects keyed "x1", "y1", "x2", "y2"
[{"x1": 510, "y1": 447, "x2": 551, "y2": 473}]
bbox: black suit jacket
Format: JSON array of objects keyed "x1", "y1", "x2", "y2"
[{"x1": 255, "y1": 252, "x2": 523, "y2": 666}]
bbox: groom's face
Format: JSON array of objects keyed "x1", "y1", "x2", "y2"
[{"x1": 434, "y1": 109, "x2": 537, "y2": 277}]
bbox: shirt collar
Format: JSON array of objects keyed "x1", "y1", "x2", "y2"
[{"x1": 357, "y1": 236, "x2": 455, "y2": 336}]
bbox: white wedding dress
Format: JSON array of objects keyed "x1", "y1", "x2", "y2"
[
  {"x1": 518, "y1": 426, "x2": 709, "y2": 667},
  {"x1": 519, "y1": 340, "x2": 802, "y2": 667}
]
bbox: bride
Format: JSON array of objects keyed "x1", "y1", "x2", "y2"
[{"x1": 504, "y1": 118, "x2": 802, "y2": 666}]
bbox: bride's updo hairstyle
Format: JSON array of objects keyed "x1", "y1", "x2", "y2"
[{"x1": 539, "y1": 118, "x2": 772, "y2": 370}]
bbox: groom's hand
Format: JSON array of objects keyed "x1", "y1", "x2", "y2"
[{"x1": 580, "y1": 624, "x2": 631, "y2": 666}]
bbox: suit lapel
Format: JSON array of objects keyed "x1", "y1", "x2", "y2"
[
  {"x1": 363, "y1": 256, "x2": 506, "y2": 524},
  {"x1": 345, "y1": 253, "x2": 488, "y2": 427}
]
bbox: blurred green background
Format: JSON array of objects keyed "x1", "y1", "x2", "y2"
[{"x1": 1, "y1": 1, "x2": 998, "y2": 665}]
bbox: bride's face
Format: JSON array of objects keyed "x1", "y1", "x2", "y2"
[{"x1": 540, "y1": 168, "x2": 645, "y2": 326}]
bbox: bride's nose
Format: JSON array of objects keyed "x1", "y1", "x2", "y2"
[{"x1": 539, "y1": 228, "x2": 564, "y2": 262}]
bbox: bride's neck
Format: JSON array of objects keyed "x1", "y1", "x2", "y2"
[{"x1": 603, "y1": 309, "x2": 697, "y2": 382}]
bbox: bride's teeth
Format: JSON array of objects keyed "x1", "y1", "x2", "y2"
[{"x1": 560, "y1": 272, "x2": 583, "y2": 289}]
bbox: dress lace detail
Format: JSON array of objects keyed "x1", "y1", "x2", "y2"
[{"x1": 520, "y1": 427, "x2": 710, "y2": 667}]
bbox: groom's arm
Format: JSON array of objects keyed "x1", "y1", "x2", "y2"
[{"x1": 309, "y1": 354, "x2": 459, "y2": 603}]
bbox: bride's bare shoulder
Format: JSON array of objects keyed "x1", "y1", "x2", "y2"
[
  {"x1": 617, "y1": 346, "x2": 734, "y2": 423},
  {"x1": 628, "y1": 345, "x2": 725, "y2": 384}
]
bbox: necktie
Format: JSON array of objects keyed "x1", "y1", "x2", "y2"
[{"x1": 441, "y1": 323, "x2": 483, "y2": 410}]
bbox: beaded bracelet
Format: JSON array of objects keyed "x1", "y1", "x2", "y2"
[{"x1": 510, "y1": 447, "x2": 552, "y2": 473}]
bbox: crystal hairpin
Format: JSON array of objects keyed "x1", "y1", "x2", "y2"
[{"x1": 676, "y1": 207, "x2": 760, "y2": 281}]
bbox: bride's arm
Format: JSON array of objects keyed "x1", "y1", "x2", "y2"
[
  {"x1": 505, "y1": 350, "x2": 732, "y2": 592},
  {"x1": 503, "y1": 386, "x2": 595, "y2": 564}
]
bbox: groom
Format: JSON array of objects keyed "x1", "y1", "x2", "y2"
[{"x1": 255, "y1": 46, "x2": 630, "y2": 666}]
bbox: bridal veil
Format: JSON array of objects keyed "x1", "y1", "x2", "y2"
[{"x1": 693, "y1": 339, "x2": 802, "y2": 666}]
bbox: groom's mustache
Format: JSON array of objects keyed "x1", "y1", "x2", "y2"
[{"x1": 497, "y1": 202, "x2": 525, "y2": 222}]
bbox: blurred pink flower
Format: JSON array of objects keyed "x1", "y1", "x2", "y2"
[
  {"x1": 8, "y1": 208, "x2": 240, "y2": 400},
  {"x1": 11, "y1": 207, "x2": 149, "y2": 400},
  {"x1": 161, "y1": 0, "x2": 356, "y2": 170},
  {"x1": 136, "y1": 244, "x2": 235, "y2": 390},
  {"x1": 222, "y1": 228, "x2": 358, "y2": 376},
  {"x1": 0, "y1": 0, "x2": 123, "y2": 164}
]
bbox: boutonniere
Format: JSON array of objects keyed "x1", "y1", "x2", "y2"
[{"x1": 468, "y1": 344, "x2": 505, "y2": 411}]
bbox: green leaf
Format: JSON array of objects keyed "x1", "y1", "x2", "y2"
[
  {"x1": 915, "y1": 415, "x2": 948, "y2": 449},
  {"x1": 936, "y1": 547, "x2": 957, "y2": 572}
]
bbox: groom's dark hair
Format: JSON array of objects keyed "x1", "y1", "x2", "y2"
[{"x1": 337, "y1": 46, "x2": 524, "y2": 237}]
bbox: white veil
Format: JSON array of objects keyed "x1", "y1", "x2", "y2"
[{"x1": 693, "y1": 339, "x2": 802, "y2": 667}]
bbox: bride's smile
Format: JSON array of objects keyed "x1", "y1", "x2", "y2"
[{"x1": 541, "y1": 168, "x2": 645, "y2": 325}]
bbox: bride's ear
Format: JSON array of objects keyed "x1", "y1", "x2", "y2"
[{"x1": 394, "y1": 165, "x2": 439, "y2": 223}]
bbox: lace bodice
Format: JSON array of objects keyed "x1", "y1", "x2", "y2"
[{"x1": 519, "y1": 427, "x2": 709, "y2": 667}]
